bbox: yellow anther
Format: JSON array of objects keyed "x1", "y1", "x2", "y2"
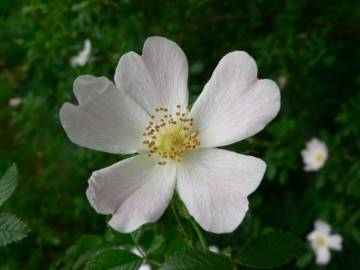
[{"x1": 142, "y1": 106, "x2": 200, "y2": 164}]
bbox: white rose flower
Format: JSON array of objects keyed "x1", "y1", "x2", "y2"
[
  {"x1": 8, "y1": 97, "x2": 22, "y2": 108},
  {"x1": 301, "y1": 138, "x2": 328, "y2": 172},
  {"x1": 60, "y1": 36, "x2": 281, "y2": 233},
  {"x1": 307, "y1": 220, "x2": 343, "y2": 265},
  {"x1": 70, "y1": 39, "x2": 91, "y2": 67}
]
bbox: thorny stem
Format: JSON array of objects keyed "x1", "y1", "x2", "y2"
[{"x1": 171, "y1": 200, "x2": 193, "y2": 247}]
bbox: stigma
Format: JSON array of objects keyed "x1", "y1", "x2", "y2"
[{"x1": 142, "y1": 105, "x2": 200, "y2": 164}]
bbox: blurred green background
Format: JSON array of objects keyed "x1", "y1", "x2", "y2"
[{"x1": 1, "y1": 0, "x2": 360, "y2": 269}]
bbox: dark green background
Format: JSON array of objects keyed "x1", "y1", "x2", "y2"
[{"x1": 1, "y1": 0, "x2": 360, "y2": 269}]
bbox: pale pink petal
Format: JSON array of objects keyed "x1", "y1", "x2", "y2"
[
  {"x1": 315, "y1": 220, "x2": 331, "y2": 234},
  {"x1": 176, "y1": 148, "x2": 266, "y2": 233},
  {"x1": 70, "y1": 39, "x2": 91, "y2": 67},
  {"x1": 60, "y1": 75, "x2": 149, "y2": 154},
  {"x1": 307, "y1": 231, "x2": 317, "y2": 242},
  {"x1": 327, "y1": 234, "x2": 342, "y2": 251},
  {"x1": 86, "y1": 154, "x2": 176, "y2": 233},
  {"x1": 114, "y1": 36, "x2": 188, "y2": 115},
  {"x1": 190, "y1": 51, "x2": 280, "y2": 148},
  {"x1": 315, "y1": 247, "x2": 331, "y2": 265}
]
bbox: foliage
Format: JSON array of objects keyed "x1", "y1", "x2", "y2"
[
  {"x1": 84, "y1": 249, "x2": 143, "y2": 270},
  {"x1": 159, "y1": 250, "x2": 231, "y2": 270},
  {"x1": 1, "y1": 0, "x2": 360, "y2": 269},
  {"x1": 0, "y1": 163, "x2": 29, "y2": 247},
  {"x1": 0, "y1": 213, "x2": 29, "y2": 247},
  {"x1": 0, "y1": 163, "x2": 17, "y2": 207},
  {"x1": 237, "y1": 231, "x2": 304, "y2": 268}
]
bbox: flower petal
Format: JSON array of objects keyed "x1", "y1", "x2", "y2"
[
  {"x1": 315, "y1": 220, "x2": 331, "y2": 234},
  {"x1": 315, "y1": 247, "x2": 331, "y2": 265},
  {"x1": 190, "y1": 51, "x2": 280, "y2": 148},
  {"x1": 60, "y1": 75, "x2": 149, "y2": 154},
  {"x1": 86, "y1": 154, "x2": 176, "y2": 233},
  {"x1": 114, "y1": 36, "x2": 188, "y2": 114},
  {"x1": 306, "y1": 231, "x2": 317, "y2": 242},
  {"x1": 327, "y1": 234, "x2": 342, "y2": 251},
  {"x1": 176, "y1": 148, "x2": 266, "y2": 233}
]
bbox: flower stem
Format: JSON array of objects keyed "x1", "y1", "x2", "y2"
[
  {"x1": 189, "y1": 217, "x2": 208, "y2": 249},
  {"x1": 171, "y1": 200, "x2": 193, "y2": 247}
]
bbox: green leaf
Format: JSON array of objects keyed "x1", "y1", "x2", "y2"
[
  {"x1": 159, "y1": 249, "x2": 232, "y2": 270},
  {"x1": 52, "y1": 235, "x2": 107, "y2": 270},
  {"x1": 84, "y1": 249, "x2": 143, "y2": 270},
  {"x1": 296, "y1": 251, "x2": 313, "y2": 268},
  {"x1": 164, "y1": 238, "x2": 192, "y2": 258},
  {"x1": 106, "y1": 228, "x2": 133, "y2": 245},
  {"x1": 146, "y1": 234, "x2": 165, "y2": 254},
  {"x1": 131, "y1": 225, "x2": 165, "y2": 254},
  {"x1": 0, "y1": 163, "x2": 18, "y2": 207},
  {"x1": 237, "y1": 231, "x2": 305, "y2": 268},
  {"x1": 0, "y1": 212, "x2": 30, "y2": 247},
  {"x1": 66, "y1": 235, "x2": 104, "y2": 258}
]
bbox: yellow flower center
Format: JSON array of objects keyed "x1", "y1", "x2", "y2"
[
  {"x1": 158, "y1": 126, "x2": 186, "y2": 152},
  {"x1": 315, "y1": 153, "x2": 325, "y2": 162},
  {"x1": 142, "y1": 105, "x2": 200, "y2": 165},
  {"x1": 314, "y1": 235, "x2": 326, "y2": 247}
]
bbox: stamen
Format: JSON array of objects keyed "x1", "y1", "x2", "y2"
[{"x1": 142, "y1": 105, "x2": 200, "y2": 164}]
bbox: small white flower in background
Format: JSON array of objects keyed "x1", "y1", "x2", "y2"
[
  {"x1": 209, "y1": 245, "x2": 219, "y2": 253},
  {"x1": 70, "y1": 39, "x2": 91, "y2": 67},
  {"x1": 276, "y1": 75, "x2": 288, "y2": 89},
  {"x1": 60, "y1": 36, "x2": 281, "y2": 234},
  {"x1": 8, "y1": 97, "x2": 22, "y2": 108},
  {"x1": 130, "y1": 247, "x2": 151, "y2": 270},
  {"x1": 307, "y1": 220, "x2": 342, "y2": 265},
  {"x1": 301, "y1": 138, "x2": 328, "y2": 171}
]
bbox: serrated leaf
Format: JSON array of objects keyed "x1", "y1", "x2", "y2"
[
  {"x1": 85, "y1": 249, "x2": 143, "y2": 270},
  {"x1": 237, "y1": 231, "x2": 305, "y2": 268},
  {"x1": 0, "y1": 163, "x2": 18, "y2": 207},
  {"x1": 159, "y1": 249, "x2": 232, "y2": 270},
  {"x1": 0, "y1": 212, "x2": 29, "y2": 247}
]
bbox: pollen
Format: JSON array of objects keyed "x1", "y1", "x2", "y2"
[
  {"x1": 314, "y1": 235, "x2": 326, "y2": 247},
  {"x1": 142, "y1": 105, "x2": 200, "y2": 165}
]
